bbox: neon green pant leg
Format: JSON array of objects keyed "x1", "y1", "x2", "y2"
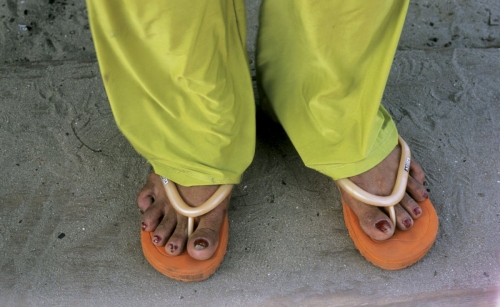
[
  {"x1": 257, "y1": 0, "x2": 408, "y2": 180},
  {"x1": 87, "y1": 0, "x2": 255, "y2": 186}
]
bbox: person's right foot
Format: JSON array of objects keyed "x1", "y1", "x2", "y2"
[
  {"x1": 137, "y1": 173, "x2": 230, "y2": 260},
  {"x1": 339, "y1": 144, "x2": 429, "y2": 241}
]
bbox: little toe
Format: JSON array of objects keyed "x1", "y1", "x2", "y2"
[
  {"x1": 138, "y1": 173, "x2": 170, "y2": 228},
  {"x1": 406, "y1": 176, "x2": 428, "y2": 202},
  {"x1": 409, "y1": 159, "x2": 426, "y2": 184},
  {"x1": 137, "y1": 180, "x2": 156, "y2": 213}
]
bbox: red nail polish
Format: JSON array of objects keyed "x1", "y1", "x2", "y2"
[
  {"x1": 375, "y1": 221, "x2": 391, "y2": 234},
  {"x1": 413, "y1": 207, "x2": 422, "y2": 216},
  {"x1": 153, "y1": 235, "x2": 161, "y2": 244},
  {"x1": 168, "y1": 243, "x2": 178, "y2": 253},
  {"x1": 141, "y1": 222, "x2": 147, "y2": 230},
  {"x1": 422, "y1": 191, "x2": 429, "y2": 199},
  {"x1": 403, "y1": 218, "x2": 412, "y2": 229},
  {"x1": 194, "y1": 239, "x2": 209, "y2": 250}
]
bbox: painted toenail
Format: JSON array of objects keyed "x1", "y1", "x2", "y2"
[
  {"x1": 194, "y1": 239, "x2": 208, "y2": 250},
  {"x1": 168, "y1": 243, "x2": 178, "y2": 253},
  {"x1": 403, "y1": 218, "x2": 412, "y2": 229},
  {"x1": 141, "y1": 222, "x2": 147, "y2": 230},
  {"x1": 375, "y1": 221, "x2": 391, "y2": 234},
  {"x1": 153, "y1": 235, "x2": 161, "y2": 244},
  {"x1": 413, "y1": 207, "x2": 422, "y2": 216},
  {"x1": 422, "y1": 191, "x2": 429, "y2": 199}
]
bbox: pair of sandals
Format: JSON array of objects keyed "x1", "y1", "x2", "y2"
[{"x1": 141, "y1": 137, "x2": 439, "y2": 281}]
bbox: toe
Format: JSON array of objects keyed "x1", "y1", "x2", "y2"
[
  {"x1": 150, "y1": 209, "x2": 178, "y2": 246},
  {"x1": 342, "y1": 191, "x2": 395, "y2": 241},
  {"x1": 409, "y1": 159, "x2": 425, "y2": 184},
  {"x1": 164, "y1": 216, "x2": 188, "y2": 256},
  {"x1": 339, "y1": 143, "x2": 429, "y2": 242},
  {"x1": 406, "y1": 176, "x2": 428, "y2": 202},
  {"x1": 399, "y1": 193, "x2": 422, "y2": 220},
  {"x1": 141, "y1": 197, "x2": 168, "y2": 232},
  {"x1": 187, "y1": 208, "x2": 226, "y2": 260},
  {"x1": 138, "y1": 173, "x2": 176, "y2": 233},
  {"x1": 393, "y1": 203, "x2": 413, "y2": 231},
  {"x1": 406, "y1": 159, "x2": 428, "y2": 202},
  {"x1": 137, "y1": 178, "x2": 156, "y2": 213},
  {"x1": 363, "y1": 211, "x2": 395, "y2": 241},
  {"x1": 138, "y1": 178, "x2": 230, "y2": 259}
]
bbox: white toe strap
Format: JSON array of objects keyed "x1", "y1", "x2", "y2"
[
  {"x1": 161, "y1": 177, "x2": 233, "y2": 237},
  {"x1": 335, "y1": 136, "x2": 411, "y2": 226}
]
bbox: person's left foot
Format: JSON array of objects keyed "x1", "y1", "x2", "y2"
[{"x1": 339, "y1": 144, "x2": 428, "y2": 241}]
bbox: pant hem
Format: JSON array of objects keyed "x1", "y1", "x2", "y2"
[
  {"x1": 151, "y1": 162, "x2": 242, "y2": 186},
  {"x1": 315, "y1": 125, "x2": 399, "y2": 180}
]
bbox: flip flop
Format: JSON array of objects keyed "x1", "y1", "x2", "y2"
[
  {"x1": 336, "y1": 136, "x2": 439, "y2": 270},
  {"x1": 141, "y1": 177, "x2": 233, "y2": 281}
]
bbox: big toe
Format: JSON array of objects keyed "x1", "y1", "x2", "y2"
[
  {"x1": 344, "y1": 192, "x2": 395, "y2": 241},
  {"x1": 186, "y1": 210, "x2": 226, "y2": 260},
  {"x1": 359, "y1": 208, "x2": 395, "y2": 241}
]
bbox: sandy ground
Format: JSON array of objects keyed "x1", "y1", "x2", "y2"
[{"x1": 1, "y1": 1, "x2": 499, "y2": 306}]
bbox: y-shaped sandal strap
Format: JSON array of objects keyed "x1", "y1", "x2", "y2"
[
  {"x1": 160, "y1": 177, "x2": 233, "y2": 237},
  {"x1": 335, "y1": 136, "x2": 411, "y2": 226}
]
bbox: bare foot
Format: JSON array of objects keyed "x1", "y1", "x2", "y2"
[
  {"x1": 137, "y1": 173, "x2": 230, "y2": 260},
  {"x1": 339, "y1": 145, "x2": 428, "y2": 241}
]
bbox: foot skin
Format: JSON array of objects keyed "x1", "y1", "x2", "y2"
[
  {"x1": 339, "y1": 144, "x2": 428, "y2": 241},
  {"x1": 137, "y1": 173, "x2": 230, "y2": 260}
]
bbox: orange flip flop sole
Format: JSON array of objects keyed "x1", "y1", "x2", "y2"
[
  {"x1": 342, "y1": 198, "x2": 438, "y2": 270},
  {"x1": 141, "y1": 215, "x2": 229, "y2": 282}
]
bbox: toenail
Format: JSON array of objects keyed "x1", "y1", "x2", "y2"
[
  {"x1": 141, "y1": 222, "x2": 147, "y2": 230},
  {"x1": 375, "y1": 221, "x2": 391, "y2": 234},
  {"x1": 153, "y1": 235, "x2": 161, "y2": 244},
  {"x1": 403, "y1": 218, "x2": 412, "y2": 229},
  {"x1": 422, "y1": 191, "x2": 429, "y2": 199},
  {"x1": 413, "y1": 207, "x2": 422, "y2": 216},
  {"x1": 194, "y1": 239, "x2": 208, "y2": 250},
  {"x1": 168, "y1": 243, "x2": 178, "y2": 253}
]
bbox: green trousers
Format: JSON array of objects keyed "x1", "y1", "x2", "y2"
[{"x1": 87, "y1": 0, "x2": 408, "y2": 186}]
